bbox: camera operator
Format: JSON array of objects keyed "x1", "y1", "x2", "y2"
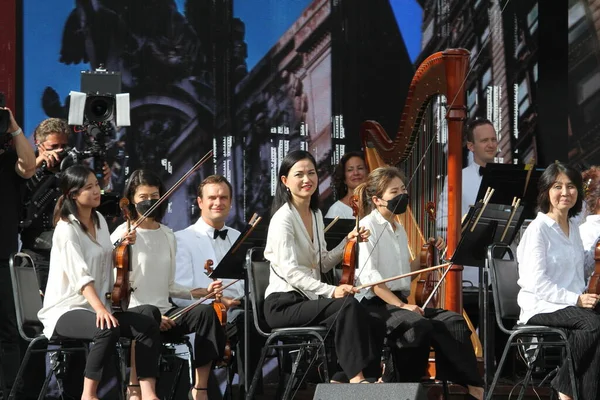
[{"x1": 0, "y1": 106, "x2": 36, "y2": 396}]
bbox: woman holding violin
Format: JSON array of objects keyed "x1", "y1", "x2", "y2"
[
  {"x1": 38, "y1": 165, "x2": 162, "y2": 400},
  {"x1": 325, "y1": 151, "x2": 367, "y2": 219},
  {"x1": 518, "y1": 162, "x2": 600, "y2": 400},
  {"x1": 354, "y1": 166, "x2": 483, "y2": 398},
  {"x1": 264, "y1": 150, "x2": 385, "y2": 384},
  {"x1": 110, "y1": 169, "x2": 226, "y2": 400}
]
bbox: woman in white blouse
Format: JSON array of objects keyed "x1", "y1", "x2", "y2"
[
  {"x1": 580, "y1": 166, "x2": 600, "y2": 253},
  {"x1": 325, "y1": 152, "x2": 367, "y2": 219},
  {"x1": 110, "y1": 169, "x2": 225, "y2": 400},
  {"x1": 264, "y1": 150, "x2": 385, "y2": 384},
  {"x1": 517, "y1": 162, "x2": 599, "y2": 400},
  {"x1": 353, "y1": 166, "x2": 483, "y2": 398},
  {"x1": 38, "y1": 165, "x2": 161, "y2": 400}
]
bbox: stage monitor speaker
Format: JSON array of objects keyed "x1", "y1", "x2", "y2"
[{"x1": 313, "y1": 383, "x2": 427, "y2": 400}]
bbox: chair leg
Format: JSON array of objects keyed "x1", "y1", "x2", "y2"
[
  {"x1": 485, "y1": 334, "x2": 516, "y2": 400},
  {"x1": 8, "y1": 339, "x2": 39, "y2": 400},
  {"x1": 37, "y1": 369, "x2": 54, "y2": 400},
  {"x1": 319, "y1": 341, "x2": 329, "y2": 383},
  {"x1": 245, "y1": 341, "x2": 272, "y2": 400},
  {"x1": 282, "y1": 346, "x2": 306, "y2": 400}
]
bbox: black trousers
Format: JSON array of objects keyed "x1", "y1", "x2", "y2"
[
  {"x1": 529, "y1": 306, "x2": 600, "y2": 400},
  {"x1": 163, "y1": 304, "x2": 227, "y2": 368},
  {"x1": 0, "y1": 261, "x2": 21, "y2": 388},
  {"x1": 362, "y1": 292, "x2": 483, "y2": 387},
  {"x1": 52, "y1": 306, "x2": 161, "y2": 381},
  {"x1": 264, "y1": 291, "x2": 385, "y2": 380}
]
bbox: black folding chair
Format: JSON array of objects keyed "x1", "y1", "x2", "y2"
[
  {"x1": 485, "y1": 244, "x2": 578, "y2": 400},
  {"x1": 245, "y1": 247, "x2": 330, "y2": 400},
  {"x1": 8, "y1": 252, "x2": 125, "y2": 400}
]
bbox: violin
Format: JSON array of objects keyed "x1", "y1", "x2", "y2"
[
  {"x1": 109, "y1": 198, "x2": 134, "y2": 311},
  {"x1": 204, "y1": 259, "x2": 232, "y2": 366},
  {"x1": 106, "y1": 150, "x2": 214, "y2": 311},
  {"x1": 414, "y1": 202, "x2": 441, "y2": 308},
  {"x1": 587, "y1": 239, "x2": 600, "y2": 295},
  {"x1": 339, "y1": 196, "x2": 360, "y2": 285}
]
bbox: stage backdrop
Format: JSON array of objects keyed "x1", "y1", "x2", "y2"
[{"x1": 22, "y1": 0, "x2": 536, "y2": 231}]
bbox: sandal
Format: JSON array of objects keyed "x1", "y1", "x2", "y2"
[
  {"x1": 126, "y1": 384, "x2": 141, "y2": 400},
  {"x1": 188, "y1": 387, "x2": 208, "y2": 400}
]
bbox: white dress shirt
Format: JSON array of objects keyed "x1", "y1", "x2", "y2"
[
  {"x1": 264, "y1": 204, "x2": 347, "y2": 300},
  {"x1": 111, "y1": 223, "x2": 192, "y2": 314},
  {"x1": 325, "y1": 200, "x2": 354, "y2": 219},
  {"x1": 436, "y1": 162, "x2": 483, "y2": 286},
  {"x1": 355, "y1": 209, "x2": 412, "y2": 302},
  {"x1": 579, "y1": 214, "x2": 600, "y2": 252},
  {"x1": 38, "y1": 213, "x2": 113, "y2": 339},
  {"x1": 173, "y1": 217, "x2": 243, "y2": 307},
  {"x1": 517, "y1": 212, "x2": 596, "y2": 323}
]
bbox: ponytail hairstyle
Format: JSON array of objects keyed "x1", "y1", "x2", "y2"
[
  {"x1": 271, "y1": 150, "x2": 320, "y2": 217},
  {"x1": 123, "y1": 169, "x2": 167, "y2": 222},
  {"x1": 53, "y1": 164, "x2": 100, "y2": 232},
  {"x1": 354, "y1": 166, "x2": 407, "y2": 219}
]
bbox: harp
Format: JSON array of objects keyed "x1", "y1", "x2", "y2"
[{"x1": 359, "y1": 48, "x2": 483, "y2": 361}]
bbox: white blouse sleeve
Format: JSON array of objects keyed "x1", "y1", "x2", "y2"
[
  {"x1": 317, "y1": 211, "x2": 347, "y2": 272},
  {"x1": 517, "y1": 224, "x2": 580, "y2": 306},
  {"x1": 356, "y1": 220, "x2": 383, "y2": 288},
  {"x1": 269, "y1": 212, "x2": 336, "y2": 298},
  {"x1": 166, "y1": 230, "x2": 193, "y2": 300},
  {"x1": 56, "y1": 224, "x2": 95, "y2": 294}
]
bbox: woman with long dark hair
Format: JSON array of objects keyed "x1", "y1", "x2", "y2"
[
  {"x1": 517, "y1": 162, "x2": 600, "y2": 400},
  {"x1": 325, "y1": 151, "x2": 367, "y2": 219},
  {"x1": 263, "y1": 150, "x2": 384, "y2": 384},
  {"x1": 38, "y1": 165, "x2": 162, "y2": 400},
  {"x1": 110, "y1": 169, "x2": 225, "y2": 400}
]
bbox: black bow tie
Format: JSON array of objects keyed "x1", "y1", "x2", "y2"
[
  {"x1": 478, "y1": 166, "x2": 486, "y2": 176},
  {"x1": 213, "y1": 229, "x2": 228, "y2": 240}
]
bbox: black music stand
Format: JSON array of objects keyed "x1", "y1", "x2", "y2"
[
  {"x1": 452, "y1": 202, "x2": 525, "y2": 390},
  {"x1": 205, "y1": 222, "x2": 266, "y2": 397},
  {"x1": 476, "y1": 163, "x2": 544, "y2": 220}
]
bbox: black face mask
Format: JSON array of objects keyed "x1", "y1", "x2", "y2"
[
  {"x1": 383, "y1": 193, "x2": 409, "y2": 215},
  {"x1": 135, "y1": 199, "x2": 160, "y2": 218}
]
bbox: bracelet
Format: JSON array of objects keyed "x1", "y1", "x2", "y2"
[{"x1": 9, "y1": 128, "x2": 22, "y2": 138}]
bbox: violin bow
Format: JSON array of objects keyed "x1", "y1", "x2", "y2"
[
  {"x1": 355, "y1": 263, "x2": 450, "y2": 291},
  {"x1": 324, "y1": 216, "x2": 340, "y2": 233},
  {"x1": 422, "y1": 263, "x2": 454, "y2": 309},
  {"x1": 130, "y1": 149, "x2": 214, "y2": 231},
  {"x1": 169, "y1": 279, "x2": 241, "y2": 321}
]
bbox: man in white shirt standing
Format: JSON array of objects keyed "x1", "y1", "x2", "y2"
[
  {"x1": 437, "y1": 118, "x2": 498, "y2": 288},
  {"x1": 174, "y1": 175, "x2": 258, "y2": 394}
]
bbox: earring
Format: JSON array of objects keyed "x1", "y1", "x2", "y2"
[{"x1": 286, "y1": 187, "x2": 291, "y2": 193}]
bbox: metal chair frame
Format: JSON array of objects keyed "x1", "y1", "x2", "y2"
[
  {"x1": 485, "y1": 244, "x2": 578, "y2": 400},
  {"x1": 245, "y1": 247, "x2": 330, "y2": 400}
]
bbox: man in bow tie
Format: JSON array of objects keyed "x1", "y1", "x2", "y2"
[
  {"x1": 175, "y1": 174, "x2": 264, "y2": 395},
  {"x1": 174, "y1": 174, "x2": 243, "y2": 310}
]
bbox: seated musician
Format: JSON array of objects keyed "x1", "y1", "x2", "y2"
[
  {"x1": 354, "y1": 166, "x2": 483, "y2": 399},
  {"x1": 174, "y1": 174, "x2": 262, "y2": 392},
  {"x1": 325, "y1": 151, "x2": 367, "y2": 219},
  {"x1": 38, "y1": 165, "x2": 162, "y2": 400},
  {"x1": 264, "y1": 150, "x2": 385, "y2": 384},
  {"x1": 110, "y1": 169, "x2": 226, "y2": 400},
  {"x1": 517, "y1": 162, "x2": 600, "y2": 400},
  {"x1": 580, "y1": 166, "x2": 600, "y2": 251}
]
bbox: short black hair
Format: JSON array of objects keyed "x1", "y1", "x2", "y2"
[
  {"x1": 465, "y1": 117, "x2": 494, "y2": 143},
  {"x1": 536, "y1": 162, "x2": 583, "y2": 218},
  {"x1": 123, "y1": 169, "x2": 167, "y2": 222}
]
